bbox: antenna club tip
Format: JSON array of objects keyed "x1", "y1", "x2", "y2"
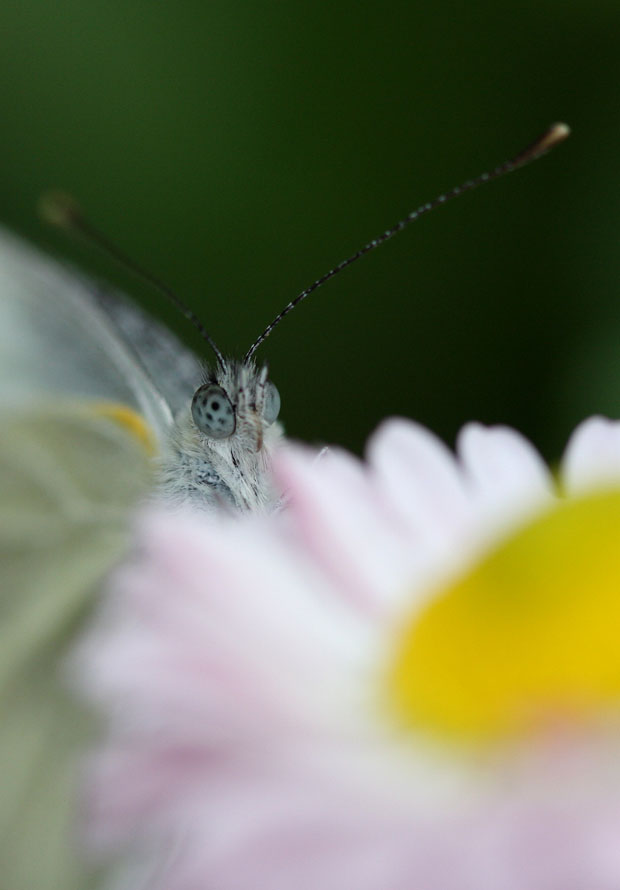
[
  {"x1": 538, "y1": 122, "x2": 571, "y2": 152},
  {"x1": 38, "y1": 190, "x2": 83, "y2": 228}
]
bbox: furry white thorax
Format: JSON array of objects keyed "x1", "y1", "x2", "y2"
[{"x1": 156, "y1": 359, "x2": 283, "y2": 511}]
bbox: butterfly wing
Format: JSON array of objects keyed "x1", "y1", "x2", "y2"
[
  {"x1": 0, "y1": 227, "x2": 205, "y2": 889},
  {"x1": 95, "y1": 288, "x2": 204, "y2": 418},
  {"x1": 0, "y1": 225, "x2": 203, "y2": 442},
  {"x1": 0, "y1": 405, "x2": 152, "y2": 890}
]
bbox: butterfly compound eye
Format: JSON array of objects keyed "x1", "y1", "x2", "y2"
[
  {"x1": 263, "y1": 381, "x2": 281, "y2": 425},
  {"x1": 191, "y1": 384, "x2": 236, "y2": 439}
]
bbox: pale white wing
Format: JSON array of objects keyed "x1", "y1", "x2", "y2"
[
  {"x1": 95, "y1": 289, "x2": 204, "y2": 417},
  {"x1": 0, "y1": 405, "x2": 152, "y2": 890},
  {"x1": 0, "y1": 226, "x2": 203, "y2": 442}
]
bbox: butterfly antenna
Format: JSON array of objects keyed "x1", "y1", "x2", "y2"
[
  {"x1": 38, "y1": 192, "x2": 226, "y2": 368},
  {"x1": 244, "y1": 122, "x2": 570, "y2": 362}
]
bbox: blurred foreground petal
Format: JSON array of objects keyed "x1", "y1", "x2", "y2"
[{"x1": 76, "y1": 417, "x2": 620, "y2": 890}]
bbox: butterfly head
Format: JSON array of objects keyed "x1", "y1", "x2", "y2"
[{"x1": 191, "y1": 360, "x2": 280, "y2": 453}]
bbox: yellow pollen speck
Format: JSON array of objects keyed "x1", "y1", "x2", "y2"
[
  {"x1": 89, "y1": 402, "x2": 157, "y2": 455},
  {"x1": 386, "y1": 490, "x2": 620, "y2": 741}
]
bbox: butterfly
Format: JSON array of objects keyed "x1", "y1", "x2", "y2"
[
  {"x1": 0, "y1": 124, "x2": 569, "y2": 890},
  {"x1": 1, "y1": 122, "x2": 570, "y2": 515}
]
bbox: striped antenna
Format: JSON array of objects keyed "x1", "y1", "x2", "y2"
[
  {"x1": 244, "y1": 122, "x2": 570, "y2": 362},
  {"x1": 39, "y1": 192, "x2": 226, "y2": 368}
]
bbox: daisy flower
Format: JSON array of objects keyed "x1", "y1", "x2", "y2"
[{"x1": 74, "y1": 415, "x2": 620, "y2": 890}]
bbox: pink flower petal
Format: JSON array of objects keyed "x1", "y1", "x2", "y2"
[
  {"x1": 72, "y1": 415, "x2": 620, "y2": 890},
  {"x1": 75, "y1": 511, "x2": 374, "y2": 743},
  {"x1": 274, "y1": 444, "x2": 419, "y2": 615}
]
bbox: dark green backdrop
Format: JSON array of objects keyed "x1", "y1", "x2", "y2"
[{"x1": 1, "y1": 0, "x2": 619, "y2": 459}]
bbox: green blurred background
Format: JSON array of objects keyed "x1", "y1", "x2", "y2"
[{"x1": 1, "y1": 0, "x2": 618, "y2": 459}]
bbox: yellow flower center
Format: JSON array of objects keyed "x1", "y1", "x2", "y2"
[{"x1": 387, "y1": 490, "x2": 620, "y2": 741}]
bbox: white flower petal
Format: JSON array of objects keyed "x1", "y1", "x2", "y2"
[
  {"x1": 367, "y1": 418, "x2": 471, "y2": 550},
  {"x1": 456, "y1": 422, "x2": 554, "y2": 534},
  {"x1": 562, "y1": 416, "x2": 620, "y2": 494}
]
